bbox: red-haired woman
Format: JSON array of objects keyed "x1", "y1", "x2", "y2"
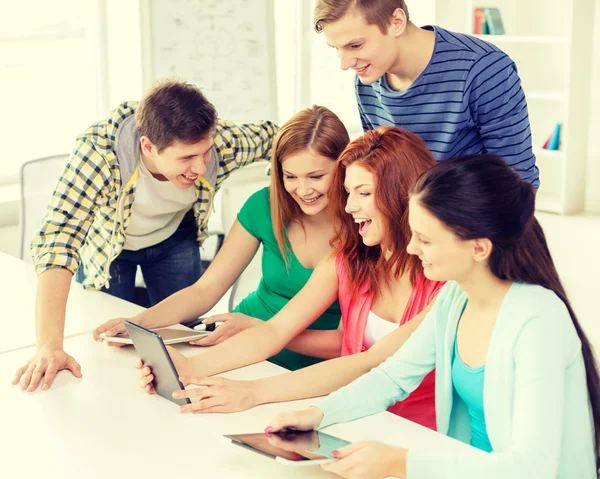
[{"x1": 138, "y1": 127, "x2": 444, "y2": 429}]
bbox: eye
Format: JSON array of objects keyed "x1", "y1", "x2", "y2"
[
  {"x1": 359, "y1": 192, "x2": 371, "y2": 197},
  {"x1": 310, "y1": 175, "x2": 324, "y2": 180},
  {"x1": 284, "y1": 175, "x2": 296, "y2": 180},
  {"x1": 350, "y1": 43, "x2": 363, "y2": 49}
]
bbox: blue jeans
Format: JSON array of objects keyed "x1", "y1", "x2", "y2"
[{"x1": 76, "y1": 210, "x2": 201, "y2": 306}]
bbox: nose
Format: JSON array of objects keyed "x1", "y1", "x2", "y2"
[
  {"x1": 339, "y1": 50, "x2": 356, "y2": 71},
  {"x1": 345, "y1": 193, "x2": 358, "y2": 214},
  {"x1": 297, "y1": 178, "x2": 313, "y2": 197},
  {"x1": 406, "y1": 234, "x2": 419, "y2": 256},
  {"x1": 190, "y1": 157, "x2": 207, "y2": 176}
]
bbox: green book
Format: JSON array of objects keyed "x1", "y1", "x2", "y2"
[{"x1": 483, "y1": 7, "x2": 505, "y2": 35}]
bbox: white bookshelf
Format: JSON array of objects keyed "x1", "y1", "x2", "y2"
[{"x1": 426, "y1": 0, "x2": 595, "y2": 214}]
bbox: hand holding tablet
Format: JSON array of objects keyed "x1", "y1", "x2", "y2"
[
  {"x1": 124, "y1": 321, "x2": 191, "y2": 406},
  {"x1": 225, "y1": 430, "x2": 351, "y2": 466}
]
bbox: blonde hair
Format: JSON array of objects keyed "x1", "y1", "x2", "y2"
[{"x1": 314, "y1": 0, "x2": 410, "y2": 34}]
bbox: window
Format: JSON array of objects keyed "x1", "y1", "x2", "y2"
[{"x1": 0, "y1": 0, "x2": 99, "y2": 181}]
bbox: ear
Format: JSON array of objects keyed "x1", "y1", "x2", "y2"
[
  {"x1": 388, "y1": 8, "x2": 408, "y2": 38},
  {"x1": 140, "y1": 136, "x2": 156, "y2": 156},
  {"x1": 472, "y1": 238, "x2": 493, "y2": 263}
]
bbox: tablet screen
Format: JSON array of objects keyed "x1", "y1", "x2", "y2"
[{"x1": 226, "y1": 430, "x2": 350, "y2": 462}]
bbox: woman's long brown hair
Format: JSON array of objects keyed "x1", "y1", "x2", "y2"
[{"x1": 269, "y1": 106, "x2": 350, "y2": 267}]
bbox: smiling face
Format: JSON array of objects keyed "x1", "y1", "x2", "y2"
[
  {"x1": 321, "y1": 8, "x2": 403, "y2": 85},
  {"x1": 406, "y1": 196, "x2": 479, "y2": 282},
  {"x1": 282, "y1": 150, "x2": 335, "y2": 216},
  {"x1": 140, "y1": 135, "x2": 213, "y2": 189},
  {"x1": 344, "y1": 163, "x2": 387, "y2": 248}
]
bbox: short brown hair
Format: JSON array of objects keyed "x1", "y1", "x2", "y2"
[
  {"x1": 314, "y1": 0, "x2": 409, "y2": 34},
  {"x1": 269, "y1": 105, "x2": 350, "y2": 266},
  {"x1": 135, "y1": 79, "x2": 217, "y2": 152}
]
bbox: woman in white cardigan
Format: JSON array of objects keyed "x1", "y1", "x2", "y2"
[{"x1": 267, "y1": 154, "x2": 600, "y2": 479}]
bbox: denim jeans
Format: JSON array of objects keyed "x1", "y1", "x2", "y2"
[{"x1": 76, "y1": 209, "x2": 201, "y2": 306}]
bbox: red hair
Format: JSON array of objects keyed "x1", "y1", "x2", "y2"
[{"x1": 328, "y1": 126, "x2": 436, "y2": 296}]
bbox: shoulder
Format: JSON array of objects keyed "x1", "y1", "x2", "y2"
[
  {"x1": 213, "y1": 119, "x2": 278, "y2": 148},
  {"x1": 432, "y1": 26, "x2": 513, "y2": 74},
  {"x1": 78, "y1": 101, "x2": 137, "y2": 164},
  {"x1": 506, "y1": 283, "x2": 581, "y2": 362},
  {"x1": 237, "y1": 187, "x2": 272, "y2": 236},
  {"x1": 434, "y1": 26, "x2": 502, "y2": 58},
  {"x1": 242, "y1": 186, "x2": 270, "y2": 210},
  {"x1": 508, "y1": 282, "x2": 570, "y2": 326},
  {"x1": 502, "y1": 283, "x2": 574, "y2": 347}
]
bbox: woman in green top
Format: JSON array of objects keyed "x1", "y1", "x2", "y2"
[{"x1": 93, "y1": 106, "x2": 350, "y2": 371}]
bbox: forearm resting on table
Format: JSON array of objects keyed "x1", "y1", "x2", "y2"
[
  {"x1": 285, "y1": 329, "x2": 343, "y2": 359},
  {"x1": 250, "y1": 308, "x2": 431, "y2": 405},
  {"x1": 35, "y1": 268, "x2": 73, "y2": 349}
]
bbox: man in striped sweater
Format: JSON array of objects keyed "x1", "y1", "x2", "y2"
[{"x1": 314, "y1": 0, "x2": 539, "y2": 187}]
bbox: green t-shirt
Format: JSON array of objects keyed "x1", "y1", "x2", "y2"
[{"x1": 234, "y1": 187, "x2": 341, "y2": 371}]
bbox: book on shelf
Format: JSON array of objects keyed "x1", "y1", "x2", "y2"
[
  {"x1": 545, "y1": 123, "x2": 562, "y2": 151},
  {"x1": 473, "y1": 7, "x2": 504, "y2": 35}
]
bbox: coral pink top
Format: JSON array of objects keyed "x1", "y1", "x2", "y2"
[{"x1": 336, "y1": 254, "x2": 444, "y2": 430}]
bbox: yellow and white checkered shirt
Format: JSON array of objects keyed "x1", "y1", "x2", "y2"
[{"x1": 31, "y1": 102, "x2": 278, "y2": 289}]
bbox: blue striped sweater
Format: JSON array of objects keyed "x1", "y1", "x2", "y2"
[{"x1": 356, "y1": 26, "x2": 539, "y2": 187}]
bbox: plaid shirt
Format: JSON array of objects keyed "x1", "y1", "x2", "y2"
[{"x1": 31, "y1": 102, "x2": 278, "y2": 289}]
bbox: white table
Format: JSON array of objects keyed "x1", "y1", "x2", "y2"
[
  {"x1": 0, "y1": 252, "x2": 145, "y2": 353},
  {"x1": 1, "y1": 335, "x2": 482, "y2": 479}
]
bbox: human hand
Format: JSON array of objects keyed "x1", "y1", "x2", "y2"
[
  {"x1": 266, "y1": 429, "x2": 321, "y2": 454},
  {"x1": 136, "y1": 345, "x2": 190, "y2": 394},
  {"x1": 188, "y1": 313, "x2": 262, "y2": 346},
  {"x1": 321, "y1": 441, "x2": 408, "y2": 479},
  {"x1": 266, "y1": 406, "x2": 324, "y2": 434},
  {"x1": 173, "y1": 376, "x2": 259, "y2": 413},
  {"x1": 12, "y1": 346, "x2": 82, "y2": 392},
  {"x1": 93, "y1": 317, "x2": 129, "y2": 347}
]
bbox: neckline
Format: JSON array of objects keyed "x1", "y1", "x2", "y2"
[
  {"x1": 381, "y1": 25, "x2": 439, "y2": 96},
  {"x1": 453, "y1": 282, "x2": 517, "y2": 370}
]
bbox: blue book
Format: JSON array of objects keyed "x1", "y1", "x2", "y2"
[
  {"x1": 546, "y1": 123, "x2": 562, "y2": 150},
  {"x1": 483, "y1": 8, "x2": 505, "y2": 35}
]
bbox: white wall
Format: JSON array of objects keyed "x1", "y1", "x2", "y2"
[
  {"x1": 585, "y1": 3, "x2": 600, "y2": 212},
  {"x1": 105, "y1": 1, "x2": 145, "y2": 109}
]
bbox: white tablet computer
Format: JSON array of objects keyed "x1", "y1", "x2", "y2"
[
  {"x1": 224, "y1": 430, "x2": 351, "y2": 466},
  {"x1": 99, "y1": 325, "x2": 209, "y2": 345}
]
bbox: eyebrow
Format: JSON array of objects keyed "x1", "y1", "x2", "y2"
[
  {"x1": 413, "y1": 230, "x2": 430, "y2": 239},
  {"x1": 344, "y1": 183, "x2": 371, "y2": 190},
  {"x1": 282, "y1": 169, "x2": 327, "y2": 175},
  {"x1": 327, "y1": 37, "x2": 365, "y2": 49}
]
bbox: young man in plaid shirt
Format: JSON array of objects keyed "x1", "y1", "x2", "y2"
[{"x1": 14, "y1": 80, "x2": 278, "y2": 392}]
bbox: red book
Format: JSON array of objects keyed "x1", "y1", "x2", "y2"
[
  {"x1": 542, "y1": 135, "x2": 551, "y2": 149},
  {"x1": 474, "y1": 7, "x2": 483, "y2": 34}
]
